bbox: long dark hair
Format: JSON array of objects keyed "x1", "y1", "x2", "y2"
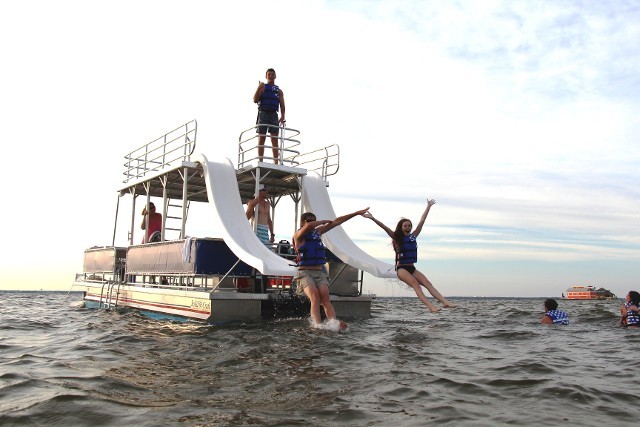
[
  {"x1": 544, "y1": 298, "x2": 558, "y2": 311},
  {"x1": 629, "y1": 291, "x2": 640, "y2": 306},
  {"x1": 392, "y1": 218, "x2": 411, "y2": 252}
]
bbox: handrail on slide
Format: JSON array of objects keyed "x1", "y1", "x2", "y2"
[
  {"x1": 291, "y1": 144, "x2": 340, "y2": 179},
  {"x1": 123, "y1": 119, "x2": 198, "y2": 183}
]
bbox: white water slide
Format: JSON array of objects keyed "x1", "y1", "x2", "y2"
[
  {"x1": 196, "y1": 154, "x2": 297, "y2": 277},
  {"x1": 196, "y1": 154, "x2": 394, "y2": 279},
  {"x1": 302, "y1": 172, "x2": 397, "y2": 279}
]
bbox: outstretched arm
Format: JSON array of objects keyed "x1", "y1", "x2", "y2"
[
  {"x1": 317, "y1": 207, "x2": 369, "y2": 235},
  {"x1": 293, "y1": 219, "x2": 331, "y2": 248},
  {"x1": 362, "y1": 212, "x2": 394, "y2": 239},
  {"x1": 413, "y1": 199, "x2": 436, "y2": 238}
]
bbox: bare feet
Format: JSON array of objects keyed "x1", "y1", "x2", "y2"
[
  {"x1": 429, "y1": 307, "x2": 442, "y2": 313},
  {"x1": 443, "y1": 303, "x2": 457, "y2": 308}
]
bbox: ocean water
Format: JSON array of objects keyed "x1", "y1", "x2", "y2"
[{"x1": 1, "y1": 291, "x2": 638, "y2": 426}]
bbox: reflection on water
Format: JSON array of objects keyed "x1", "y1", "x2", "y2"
[{"x1": 1, "y1": 292, "x2": 638, "y2": 426}]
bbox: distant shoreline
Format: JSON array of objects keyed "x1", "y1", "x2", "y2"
[{"x1": 0, "y1": 290, "x2": 621, "y2": 300}]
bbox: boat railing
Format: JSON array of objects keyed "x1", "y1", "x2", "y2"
[
  {"x1": 238, "y1": 123, "x2": 302, "y2": 168},
  {"x1": 123, "y1": 119, "x2": 197, "y2": 183},
  {"x1": 76, "y1": 272, "x2": 110, "y2": 283},
  {"x1": 290, "y1": 144, "x2": 340, "y2": 179},
  {"x1": 237, "y1": 123, "x2": 340, "y2": 180}
]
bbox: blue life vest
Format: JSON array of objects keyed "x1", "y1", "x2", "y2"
[
  {"x1": 259, "y1": 84, "x2": 280, "y2": 111},
  {"x1": 623, "y1": 302, "x2": 640, "y2": 326},
  {"x1": 297, "y1": 230, "x2": 326, "y2": 266},
  {"x1": 395, "y1": 234, "x2": 418, "y2": 265},
  {"x1": 545, "y1": 309, "x2": 569, "y2": 325}
]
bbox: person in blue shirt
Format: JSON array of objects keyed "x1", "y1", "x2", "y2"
[
  {"x1": 253, "y1": 68, "x2": 285, "y2": 164},
  {"x1": 364, "y1": 199, "x2": 456, "y2": 313},
  {"x1": 541, "y1": 298, "x2": 569, "y2": 325}
]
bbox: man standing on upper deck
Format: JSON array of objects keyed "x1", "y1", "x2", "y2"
[
  {"x1": 253, "y1": 68, "x2": 285, "y2": 165},
  {"x1": 246, "y1": 184, "x2": 275, "y2": 244}
]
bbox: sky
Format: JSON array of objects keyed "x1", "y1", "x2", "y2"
[{"x1": 1, "y1": 0, "x2": 639, "y2": 297}]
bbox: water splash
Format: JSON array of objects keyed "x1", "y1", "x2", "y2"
[{"x1": 311, "y1": 318, "x2": 348, "y2": 332}]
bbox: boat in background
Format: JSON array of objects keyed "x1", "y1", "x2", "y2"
[{"x1": 564, "y1": 285, "x2": 616, "y2": 300}]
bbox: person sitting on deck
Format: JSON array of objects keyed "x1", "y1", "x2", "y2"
[
  {"x1": 245, "y1": 185, "x2": 274, "y2": 245},
  {"x1": 141, "y1": 202, "x2": 162, "y2": 243},
  {"x1": 541, "y1": 298, "x2": 569, "y2": 325}
]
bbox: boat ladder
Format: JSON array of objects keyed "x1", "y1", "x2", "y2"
[
  {"x1": 99, "y1": 280, "x2": 121, "y2": 310},
  {"x1": 164, "y1": 197, "x2": 190, "y2": 240}
]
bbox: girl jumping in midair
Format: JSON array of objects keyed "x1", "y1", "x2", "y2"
[{"x1": 364, "y1": 199, "x2": 456, "y2": 313}]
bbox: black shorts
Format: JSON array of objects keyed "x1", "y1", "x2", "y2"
[
  {"x1": 396, "y1": 265, "x2": 416, "y2": 274},
  {"x1": 256, "y1": 110, "x2": 279, "y2": 134}
]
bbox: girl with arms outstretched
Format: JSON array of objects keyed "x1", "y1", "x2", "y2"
[{"x1": 364, "y1": 199, "x2": 456, "y2": 313}]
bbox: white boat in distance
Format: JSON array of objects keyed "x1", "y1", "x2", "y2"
[{"x1": 73, "y1": 120, "x2": 395, "y2": 323}]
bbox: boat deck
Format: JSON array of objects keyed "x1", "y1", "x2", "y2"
[{"x1": 73, "y1": 119, "x2": 379, "y2": 323}]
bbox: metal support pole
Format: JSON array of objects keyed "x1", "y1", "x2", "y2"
[
  {"x1": 112, "y1": 194, "x2": 120, "y2": 247},
  {"x1": 143, "y1": 182, "x2": 151, "y2": 243},
  {"x1": 252, "y1": 167, "x2": 262, "y2": 233},
  {"x1": 210, "y1": 259, "x2": 242, "y2": 292},
  {"x1": 181, "y1": 166, "x2": 189, "y2": 239},
  {"x1": 129, "y1": 188, "x2": 137, "y2": 245},
  {"x1": 161, "y1": 177, "x2": 168, "y2": 242}
]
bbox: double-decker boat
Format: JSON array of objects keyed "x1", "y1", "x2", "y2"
[
  {"x1": 564, "y1": 285, "x2": 616, "y2": 300},
  {"x1": 72, "y1": 120, "x2": 395, "y2": 323}
]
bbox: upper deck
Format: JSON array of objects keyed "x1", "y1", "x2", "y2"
[{"x1": 119, "y1": 119, "x2": 339, "y2": 205}]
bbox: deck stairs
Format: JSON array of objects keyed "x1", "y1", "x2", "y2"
[{"x1": 163, "y1": 197, "x2": 190, "y2": 240}]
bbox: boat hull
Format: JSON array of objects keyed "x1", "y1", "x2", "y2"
[{"x1": 74, "y1": 281, "x2": 373, "y2": 323}]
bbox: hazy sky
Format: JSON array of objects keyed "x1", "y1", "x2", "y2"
[{"x1": 1, "y1": 0, "x2": 639, "y2": 297}]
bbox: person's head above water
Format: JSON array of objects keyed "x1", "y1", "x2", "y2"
[
  {"x1": 544, "y1": 298, "x2": 558, "y2": 311},
  {"x1": 627, "y1": 291, "x2": 640, "y2": 306}
]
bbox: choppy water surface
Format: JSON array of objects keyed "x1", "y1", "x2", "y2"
[{"x1": 1, "y1": 291, "x2": 638, "y2": 426}]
